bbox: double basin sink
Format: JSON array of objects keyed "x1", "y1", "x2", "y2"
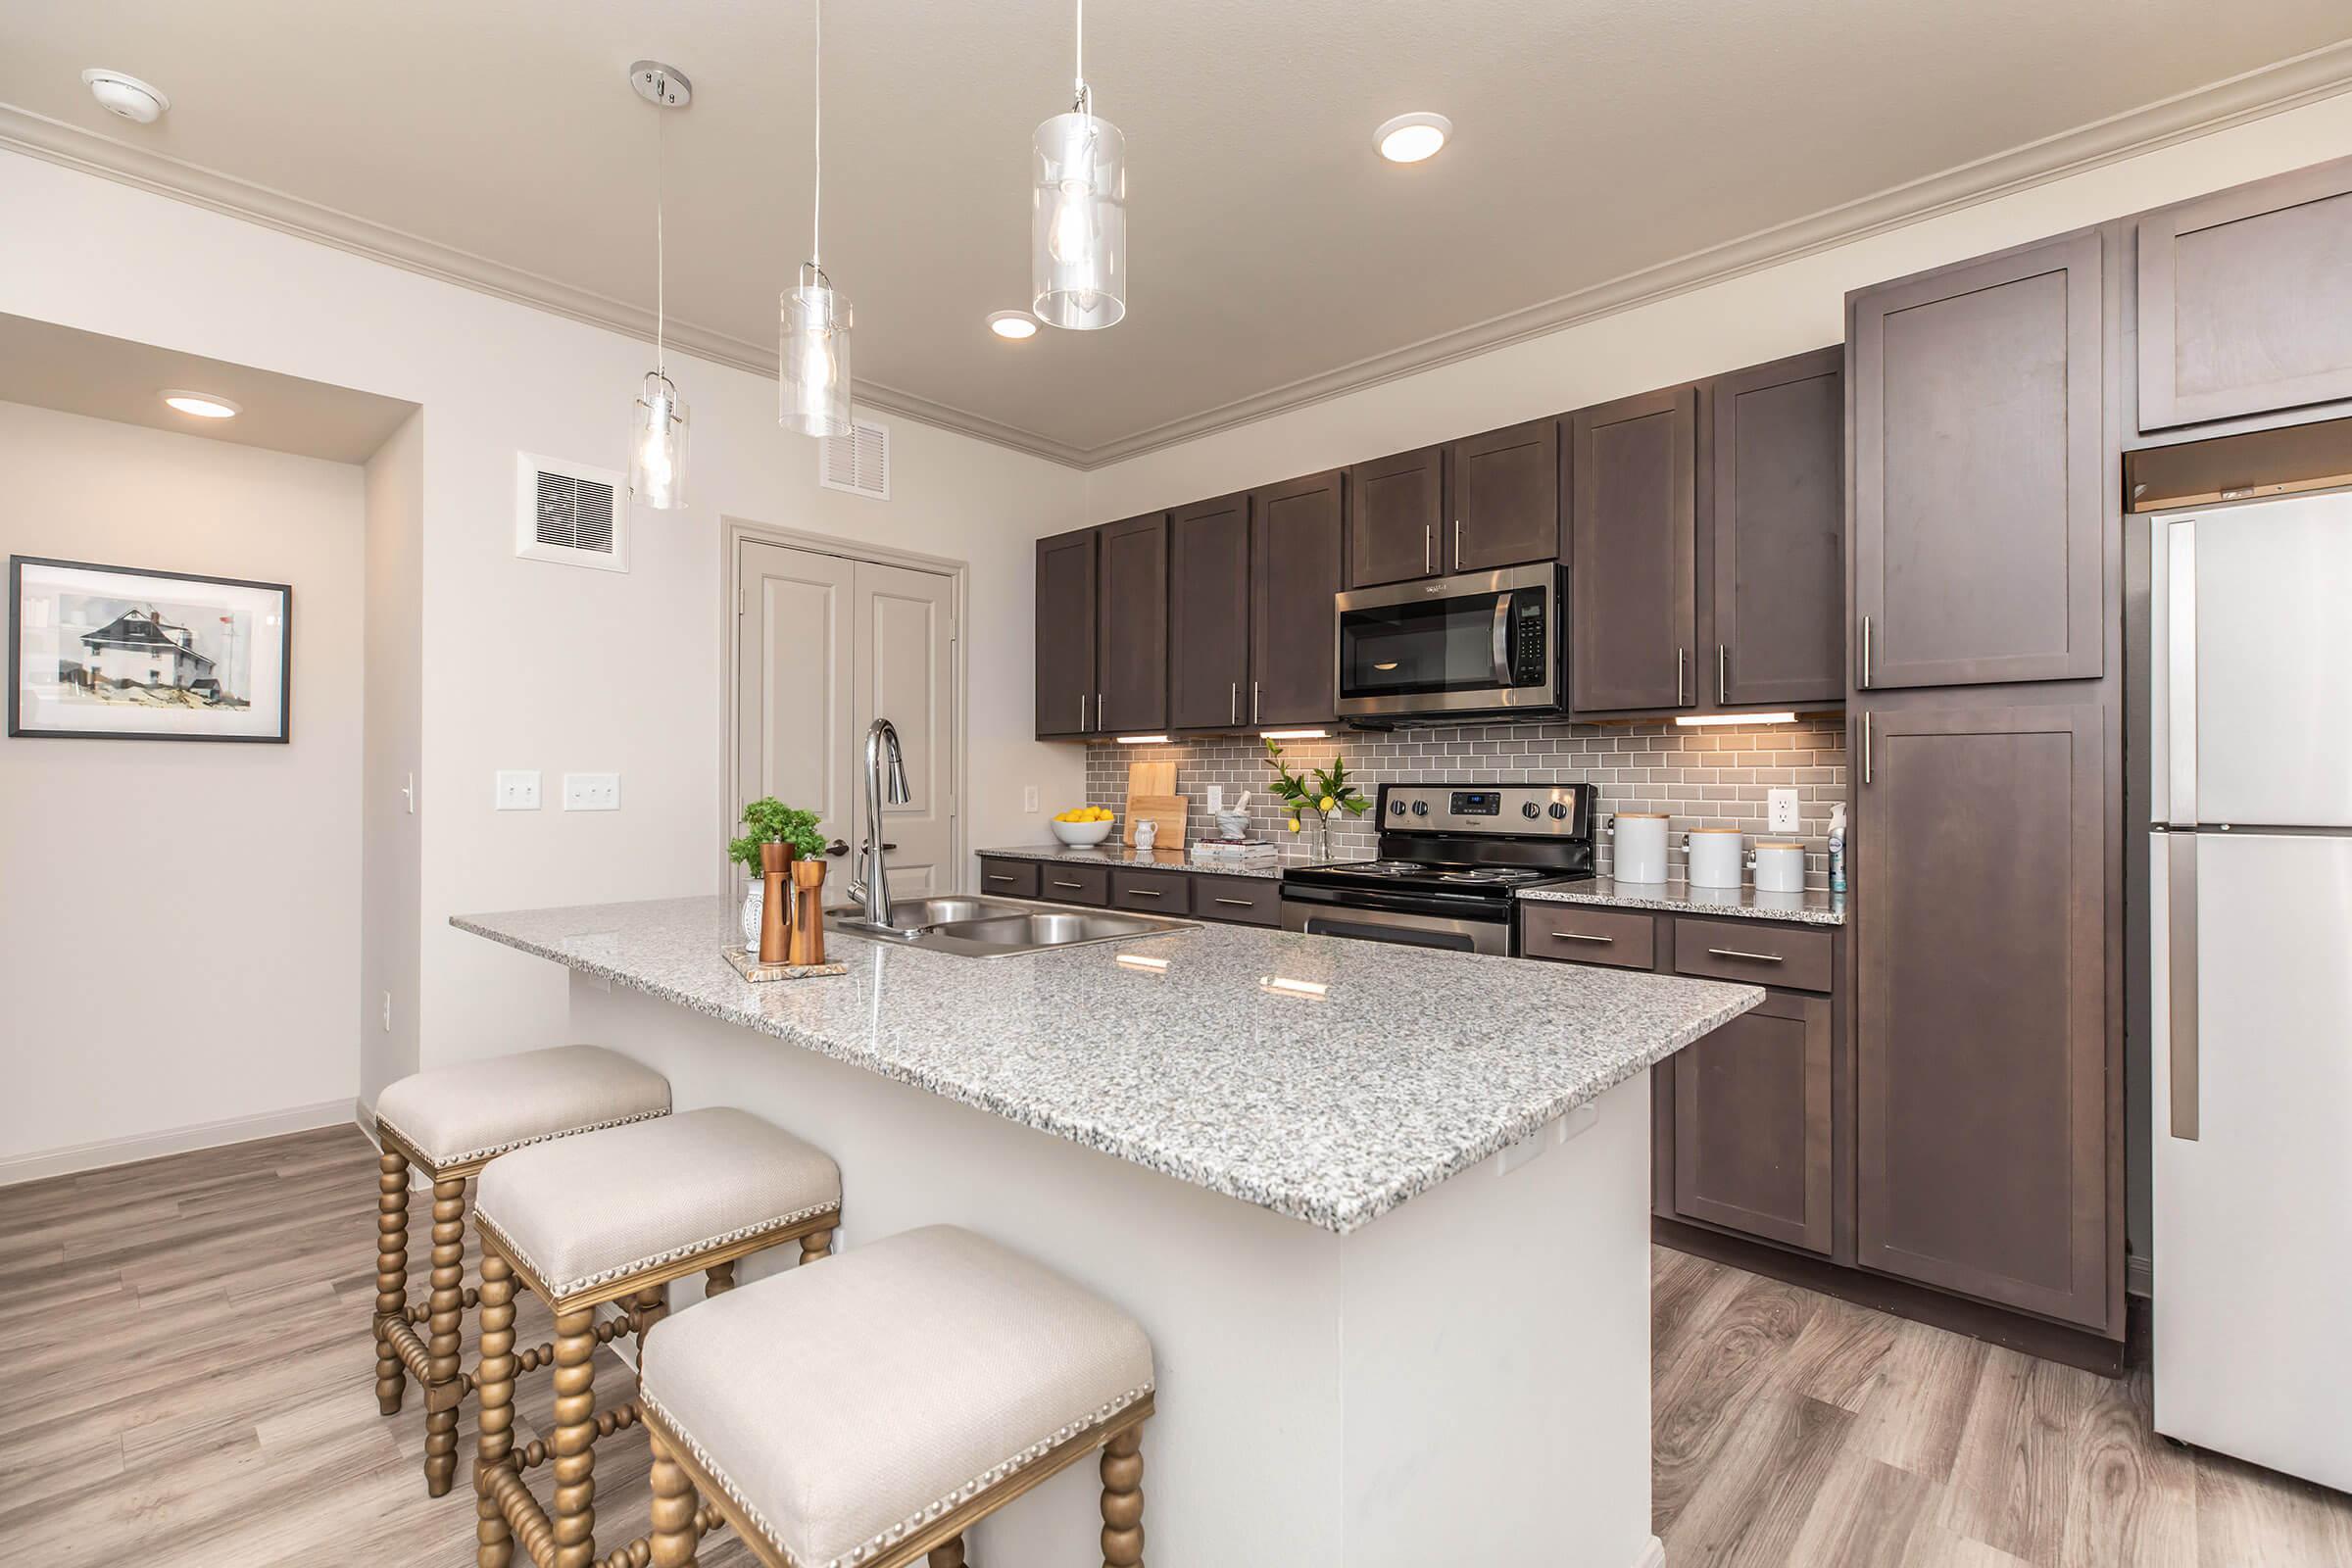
[{"x1": 827, "y1": 895, "x2": 1198, "y2": 958}]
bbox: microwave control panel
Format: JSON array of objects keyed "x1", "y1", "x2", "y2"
[{"x1": 1510, "y1": 593, "x2": 1548, "y2": 686}]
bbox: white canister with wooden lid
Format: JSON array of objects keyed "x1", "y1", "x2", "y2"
[
  {"x1": 1613, "y1": 812, "x2": 1670, "y2": 883},
  {"x1": 1684, "y1": 826, "x2": 1744, "y2": 888},
  {"x1": 1748, "y1": 840, "x2": 1806, "y2": 894}
]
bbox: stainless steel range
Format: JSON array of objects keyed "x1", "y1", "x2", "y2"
[{"x1": 1279, "y1": 782, "x2": 1595, "y2": 956}]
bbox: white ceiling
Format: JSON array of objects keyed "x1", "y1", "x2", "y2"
[
  {"x1": 4, "y1": 2, "x2": 2349, "y2": 466},
  {"x1": 0, "y1": 313, "x2": 417, "y2": 464}
]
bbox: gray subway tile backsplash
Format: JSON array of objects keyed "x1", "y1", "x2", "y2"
[{"x1": 1084, "y1": 716, "x2": 1846, "y2": 889}]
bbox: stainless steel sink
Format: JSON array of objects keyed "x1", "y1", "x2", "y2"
[{"x1": 825, "y1": 898, "x2": 1196, "y2": 957}]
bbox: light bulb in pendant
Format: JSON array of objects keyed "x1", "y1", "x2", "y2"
[
  {"x1": 780, "y1": 270, "x2": 853, "y2": 438},
  {"x1": 1032, "y1": 109, "x2": 1125, "y2": 330},
  {"x1": 629, "y1": 372, "x2": 689, "y2": 511}
]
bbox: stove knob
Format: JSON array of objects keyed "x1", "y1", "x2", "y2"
[
  {"x1": 1410, "y1": 800, "x2": 1430, "y2": 816},
  {"x1": 1522, "y1": 802, "x2": 1542, "y2": 819},
  {"x1": 1389, "y1": 799, "x2": 1407, "y2": 815},
  {"x1": 1548, "y1": 803, "x2": 1570, "y2": 820}
]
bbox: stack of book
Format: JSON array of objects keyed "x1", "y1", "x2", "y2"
[{"x1": 1191, "y1": 840, "x2": 1281, "y2": 868}]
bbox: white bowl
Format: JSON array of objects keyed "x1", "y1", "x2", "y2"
[{"x1": 1051, "y1": 818, "x2": 1115, "y2": 847}]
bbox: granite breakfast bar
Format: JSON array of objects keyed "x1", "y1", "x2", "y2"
[{"x1": 453, "y1": 895, "x2": 1761, "y2": 1568}]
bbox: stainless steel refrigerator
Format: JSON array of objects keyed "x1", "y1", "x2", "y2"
[{"x1": 2147, "y1": 487, "x2": 2352, "y2": 1492}]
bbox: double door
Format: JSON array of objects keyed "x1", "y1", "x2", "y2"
[
  {"x1": 1036, "y1": 514, "x2": 1170, "y2": 736},
  {"x1": 1167, "y1": 471, "x2": 1348, "y2": 731},
  {"x1": 1347, "y1": 419, "x2": 1558, "y2": 589}
]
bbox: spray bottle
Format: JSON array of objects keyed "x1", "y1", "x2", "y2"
[{"x1": 1828, "y1": 802, "x2": 1847, "y2": 895}]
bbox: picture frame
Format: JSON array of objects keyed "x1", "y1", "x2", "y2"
[{"x1": 7, "y1": 555, "x2": 293, "y2": 743}]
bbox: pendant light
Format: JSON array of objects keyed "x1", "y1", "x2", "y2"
[
  {"x1": 1032, "y1": 0, "x2": 1127, "y2": 330},
  {"x1": 781, "y1": 0, "x2": 853, "y2": 437},
  {"x1": 627, "y1": 61, "x2": 692, "y2": 511}
]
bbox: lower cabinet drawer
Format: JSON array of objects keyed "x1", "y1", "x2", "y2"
[
  {"x1": 1192, "y1": 874, "x2": 1280, "y2": 926},
  {"x1": 977, "y1": 858, "x2": 1042, "y2": 899},
  {"x1": 1518, "y1": 905, "x2": 1656, "y2": 969},
  {"x1": 1038, "y1": 864, "x2": 1109, "y2": 905},
  {"x1": 1672, "y1": 917, "x2": 1832, "y2": 993},
  {"x1": 1109, "y1": 868, "x2": 1192, "y2": 914}
]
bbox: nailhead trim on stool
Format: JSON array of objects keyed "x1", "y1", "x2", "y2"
[{"x1": 476, "y1": 1199, "x2": 843, "y2": 1298}]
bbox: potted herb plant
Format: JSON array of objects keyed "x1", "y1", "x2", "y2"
[
  {"x1": 1263, "y1": 739, "x2": 1369, "y2": 861},
  {"x1": 729, "y1": 798, "x2": 826, "y2": 945}
]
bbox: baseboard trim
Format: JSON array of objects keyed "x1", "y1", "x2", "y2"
[
  {"x1": 1632, "y1": 1535, "x2": 1666, "y2": 1568},
  {"x1": 0, "y1": 1098, "x2": 362, "y2": 1186}
]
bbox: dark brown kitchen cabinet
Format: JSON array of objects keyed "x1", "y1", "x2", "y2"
[
  {"x1": 1851, "y1": 229, "x2": 2106, "y2": 690},
  {"x1": 1450, "y1": 417, "x2": 1560, "y2": 572},
  {"x1": 1854, "y1": 699, "x2": 2111, "y2": 1330},
  {"x1": 1348, "y1": 444, "x2": 1446, "y2": 588},
  {"x1": 1672, "y1": 990, "x2": 1833, "y2": 1255},
  {"x1": 1034, "y1": 527, "x2": 1099, "y2": 736},
  {"x1": 1711, "y1": 347, "x2": 1845, "y2": 708},
  {"x1": 1571, "y1": 385, "x2": 1697, "y2": 712},
  {"x1": 1095, "y1": 513, "x2": 1169, "y2": 733},
  {"x1": 1168, "y1": 493, "x2": 1253, "y2": 730},
  {"x1": 2139, "y1": 155, "x2": 2352, "y2": 432},
  {"x1": 1250, "y1": 469, "x2": 1348, "y2": 727}
]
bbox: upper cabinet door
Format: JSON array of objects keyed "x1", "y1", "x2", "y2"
[
  {"x1": 1852, "y1": 230, "x2": 2105, "y2": 691},
  {"x1": 1450, "y1": 417, "x2": 1560, "y2": 573},
  {"x1": 1712, "y1": 347, "x2": 1844, "y2": 708},
  {"x1": 1250, "y1": 469, "x2": 1348, "y2": 728},
  {"x1": 1571, "y1": 385, "x2": 1697, "y2": 713},
  {"x1": 1167, "y1": 493, "x2": 1253, "y2": 730},
  {"x1": 1348, "y1": 444, "x2": 1446, "y2": 588},
  {"x1": 2139, "y1": 156, "x2": 2352, "y2": 431},
  {"x1": 1096, "y1": 513, "x2": 1169, "y2": 733},
  {"x1": 1034, "y1": 527, "x2": 1098, "y2": 736}
]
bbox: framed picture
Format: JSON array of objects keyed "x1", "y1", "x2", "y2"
[{"x1": 8, "y1": 556, "x2": 292, "y2": 743}]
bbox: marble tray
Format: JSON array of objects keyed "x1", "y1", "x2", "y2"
[{"x1": 721, "y1": 946, "x2": 847, "y2": 983}]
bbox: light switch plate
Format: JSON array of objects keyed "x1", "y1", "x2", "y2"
[
  {"x1": 495, "y1": 770, "x2": 541, "y2": 810},
  {"x1": 1767, "y1": 787, "x2": 1800, "y2": 833},
  {"x1": 1206, "y1": 784, "x2": 1224, "y2": 813},
  {"x1": 564, "y1": 772, "x2": 621, "y2": 811},
  {"x1": 1023, "y1": 785, "x2": 1040, "y2": 812}
]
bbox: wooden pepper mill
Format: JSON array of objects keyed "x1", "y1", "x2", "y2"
[
  {"x1": 758, "y1": 842, "x2": 793, "y2": 964},
  {"x1": 787, "y1": 858, "x2": 828, "y2": 965}
]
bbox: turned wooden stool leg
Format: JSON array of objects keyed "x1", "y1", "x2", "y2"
[
  {"x1": 927, "y1": 1536, "x2": 967, "y2": 1567},
  {"x1": 422, "y1": 1174, "x2": 468, "y2": 1495},
  {"x1": 629, "y1": 1284, "x2": 669, "y2": 1339},
  {"x1": 703, "y1": 1260, "x2": 737, "y2": 1296},
  {"x1": 550, "y1": 1305, "x2": 600, "y2": 1568},
  {"x1": 474, "y1": 1250, "x2": 516, "y2": 1568},
  {"x1": 648, "y1": 1427, "x2": 703, "y2": 1568},
  {"x1": 374, "y1": 1149, "x2": 411, "y2": 1414},
  {"x1": 801, "y1": 1226, "x2": 834, "y2": 1264},
  {"x1": 1100, "y1": 1425, "x2": 1145, "y2": 1567}
]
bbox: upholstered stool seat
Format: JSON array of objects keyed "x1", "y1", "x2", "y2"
[
  {"x1": 471, "y1": 1107, "x2": 843, "y2": 1568},
  {"x1": 369, "y1": 1045, "x2": 671, "y2": 1497},
  {"x1": 638, "y1": 1225, "x2": 1156, "y2": 1568}
]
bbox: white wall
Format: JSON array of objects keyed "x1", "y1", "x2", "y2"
[
  {"x1": 0, "y1": 147, "x2": 1089, "y2": 1084},
  {"x1": 0, "y1": 402, "x2": 364, "y2": 1167},
  {"x1": 362, "y1": 409, "x2": 424, "y2": 1110},
  {"x1": 1084, "y1": 93, "x2": 2352, "y2": 516}
]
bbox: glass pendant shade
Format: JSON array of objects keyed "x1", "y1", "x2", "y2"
[
  {"x1": 780, "y1": 268, "x2": 854, "y2": 437},
  {"x1": 628, "y1": 372, "x2": 690, "y2": 510},
  {"x1": 1032, "y1": 110, "x2": 1127, "y2": 330}
]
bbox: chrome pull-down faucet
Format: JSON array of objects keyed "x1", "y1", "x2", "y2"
[{"x1": 848, "y1": 717, "x2": 911, "y2": 927}]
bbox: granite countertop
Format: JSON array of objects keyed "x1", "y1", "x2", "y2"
[
  {"x1": 977, "y1": 842, "x2": 1325, "y2": 880},
  {"x1": 453, "y1": 896, "x2": 1760, "y2": 1235},
  {"x1": 1520, "y1": 876, "x2": 1847, "y2": 927}
]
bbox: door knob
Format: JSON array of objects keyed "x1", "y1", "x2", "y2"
[{"x1": 825, "y1": 839, "x2": 850, "y2": 857}]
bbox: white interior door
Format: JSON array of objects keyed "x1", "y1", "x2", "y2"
[
  {"x1": 851, "y1": 560, "x2": 956, "y2": 897},
  {"x1": 736, "y1": 538, "x2": 956, "y2": 897}
]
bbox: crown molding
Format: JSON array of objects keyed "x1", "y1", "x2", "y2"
[{"x1": 9, "y1": 38, "x2": 2352, "y2": 474}]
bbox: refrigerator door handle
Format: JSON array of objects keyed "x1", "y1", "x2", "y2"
[
  {"x1": 2167, "y1": 518, "x2": 2198, "y2": 827},
  {"x1": 2167, "y1": 831, "x2": 2200, "y2": 1142}
]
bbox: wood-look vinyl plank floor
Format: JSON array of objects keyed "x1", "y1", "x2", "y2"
[{"x1": 1, "y1": 1124, "x2": 2346, "y2": 1567}]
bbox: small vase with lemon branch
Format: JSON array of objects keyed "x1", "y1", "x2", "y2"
[{"x1": 1262, "y1": 738, "x2": 1369, "y2": 862}]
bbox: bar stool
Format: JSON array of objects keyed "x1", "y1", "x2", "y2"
[
  {"x1": 471, "y1": 1106, "x2": 842, "y2": 1568},
  {"x1": 373, "y1": 1044, "x2": 670, "y2": 1495},
  {"x1": 636, "y1": 1225, "x2": 1155, "y2": 1568}
]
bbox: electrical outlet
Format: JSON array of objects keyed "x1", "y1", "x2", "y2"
[
  {"x1": 1022, "y1": 785, "x2": 1040, "y2": 812},
  {"x1": 1767, "y1": 787, "x2": 1800, "y2": 833},
  {"x1": 1206, "y1": 784, "x2": 1224, "y2": 813},
  {"x1": 564, "y1": 772, "x2": 621, "y2": 811},
  {"x1": 495, "y1": 770, "x2": 541, "y2": 810},
  {"x1": 381, "y1": 992, "x2": 392, "y2": 1033}
]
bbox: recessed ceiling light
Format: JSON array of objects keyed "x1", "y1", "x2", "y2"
[
  {"x1": 82, "y1": 69, "x2": 171, "y2": 124},
  {"x1": 161, "y1": 391, "x2": 240, "y2": 419},
  {"x1": 1375, "y1": 112, "x2": 1450, "y2": 164},
  {"x1": 988, "y1": 311, "x2": 1039, "y2": 341}
]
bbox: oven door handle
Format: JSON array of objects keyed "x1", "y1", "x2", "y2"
[
  {"x1": 1278, "y1": 896, "x2": 1508, "y2": 956},
  {"x1": 1491, "y1": 590, "x2": 1514, "y2": 688}
]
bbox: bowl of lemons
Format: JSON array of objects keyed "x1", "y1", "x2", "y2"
[{"x1": 1050, "y1": 806, "x2": 1117, "y2": 847}]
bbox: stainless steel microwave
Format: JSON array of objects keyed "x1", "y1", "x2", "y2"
[{"x1": 1335, "y1": 562, "x2": 1563, "y2": 719}]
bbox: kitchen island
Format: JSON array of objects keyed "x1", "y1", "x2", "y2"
[{"x1": 454, "y1": 896, "x2": 1761, "y2": 1567}]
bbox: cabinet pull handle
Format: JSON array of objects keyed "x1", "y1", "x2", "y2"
[
  {"x1": 1423, "y1": 524, "x2": 1433, "y2": 575},
  {"x1": 1454, "y1": 517, "x2": 1464, "y2": 568},
  {"x1": 1252, "y1": 681, "x2": 1261, "y2": 723},
  {"x1": 1552, "y1": 931, "x2": 1615, "y2": 944},
  {"x1": 1099, "y1": 690, "x2": 1105, "y2": 727},
  {"x1": 1705, "y1": 947, "x2": 1786, "y2": 963},
  {"x1": 1676, "y1": 647, "x2": 1687, "y2": 707},
  {"x1": 1051, "y1": 878, "x2": 1083, "y2": 889},
  {"x1": 1081, "y1": 694, "x2": 1089, "y2": 731},
  {"x1": 1862, "y1": 710, "x2": 1873, "y2": 786},
  {"x1": 1230, "y1": 681, "x2": 1238, "y2": 725},
  {"x1": 1129, "y1": 887, "x2": 1164, "y2": 898},
  {"x1": 1861, "y1": 614, "x2": 1873, "y2": 689},
  {"x1": 986, "y1": 873, "x2": 1016, "y2": 883},
  {"x1": 1213, "y1": 897, "x2": 1255, "y2": 907},
  {"x1": 1717, "y1": 644, "x2": 1728, "y2": 705}
]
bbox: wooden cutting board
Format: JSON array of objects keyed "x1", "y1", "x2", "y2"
[
  {"x1": 1123, "y1": 794, "x2": 1189, "y2": 848},
  {"x1": 1126, "y1": 760, "x2": 1177, "y2": 799}
]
